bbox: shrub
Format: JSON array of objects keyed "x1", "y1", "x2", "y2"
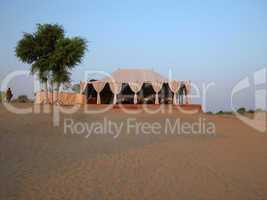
[
  {"x1": 255, "y1": 108, "x2": 264, "y2": 112},
  {"x1": 16, "y1": 95, "x2": 30, "y2": 103},
  {"x1": 206, "y1": 111, "x2": 213, "y2": 115},
  {"x1": 216, "y1": 110, "x2": 224, "y2": 115},
  {"x1": 247, "y1": 109, "x2": 255, "y2": 114},
  {"x1": 216, "y1": 111, "x2": 232, "y2": 115},
  {"x1": 237, "y1": 107, "x2": 246, "y2": 114}
]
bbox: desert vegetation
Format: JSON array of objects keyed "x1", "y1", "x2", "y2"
[{"x1": 15, "y1": 24, "x2": 87, "y2": 104}]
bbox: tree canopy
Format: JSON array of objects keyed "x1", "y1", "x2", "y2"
[{"x1": 15, "y1": 23, "x2": 87, "y2": 103}]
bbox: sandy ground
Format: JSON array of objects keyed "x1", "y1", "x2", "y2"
[{"x1": 0, "y1": 103, "x2": 267, "y2": 200}]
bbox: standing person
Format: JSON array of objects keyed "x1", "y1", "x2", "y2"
[{"x1": 6, "y1": 88, "x2": 13, "y2": 103}]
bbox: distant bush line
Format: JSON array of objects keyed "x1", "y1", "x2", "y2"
[
  {"x1": 206, "y1": 107, "x2": 265, "y2": 115},
  {"x1": 1, "y1": 93, "x2": 33, "y2": 103},
  {"x1": 12, "y1": 95, "x2": 33, "y2": 103}
]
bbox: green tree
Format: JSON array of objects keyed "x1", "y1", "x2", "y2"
[
  {"x1": 51, "y1": 37, "x2": 87, "y2": 103},
  {"x1": 15, "y1": 23, "x2": 87, "y2": 104},
  {"x1": 237, "y1": 107, "x2": 246, "y2": 114},
  {"x1": 16, "y1": 24, "x2": 64, "y2": 103}
]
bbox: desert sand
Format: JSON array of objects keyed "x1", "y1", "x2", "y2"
[{"x1": 0, "y1": 103, "x2": 267, "y2": 200}]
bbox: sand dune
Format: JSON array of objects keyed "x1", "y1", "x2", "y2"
[{"x1": 0, "y1": 104, "x2": 266, "y2": 200}]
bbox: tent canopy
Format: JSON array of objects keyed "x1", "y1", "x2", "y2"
[
  {"x1": 101, "y1": 68, "x2": 167, "y2": 83},
  {"x1": 80, "y1": 68, "x2": 191, "y2": 105}
]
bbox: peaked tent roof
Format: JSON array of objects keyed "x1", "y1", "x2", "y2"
[{"x1": 101, "y1": 68, "x2": 167, "y2": 83}]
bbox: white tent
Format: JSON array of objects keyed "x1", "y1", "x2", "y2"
[
  {"x1": 102, "y1": 68, "x2": 167, "y2": 82},
  {"x1": 81, "y1": 69, "x2": 191, "y2": 105}
]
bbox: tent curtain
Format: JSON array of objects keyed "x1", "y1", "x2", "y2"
[
  {"x1": 80, "y1": 81, "x2": 86, "y2": 94},
  {"x1": 184, "y1": 80, "x2": 191, "y2": 104},
  {"x1": 92, "y1": 81, "x2": 106, "y2": 104},
  {"x1": 129, "y1": 81, "x2": 143, "y2": 104},
  {"x1": 151, "y1": 81, "x2": 163, "y2": 104},
  {"x1": 84, "y1": 79, "x2": 186, "y2": 105},
  {"x1": 109, "y1": 82, "x2": 122, "y2": 104},
  {"x1": 168, "y1": 80, "x2": 180, "y2": 105}
]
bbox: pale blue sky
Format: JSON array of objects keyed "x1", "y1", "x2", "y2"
[{"x1": 0, "y1": 0, "x2": 266, "y2": 111}]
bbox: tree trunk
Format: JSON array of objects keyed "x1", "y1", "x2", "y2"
[
  {"x1": 55, "y1": 82, "x2": 60, "y2": 105},
  {"x1": 51, "y1": 82, "x2": 54, "y2": 104},
  {"x1": 44, "y1": 81, "x2": 49, "y2": 104}
]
